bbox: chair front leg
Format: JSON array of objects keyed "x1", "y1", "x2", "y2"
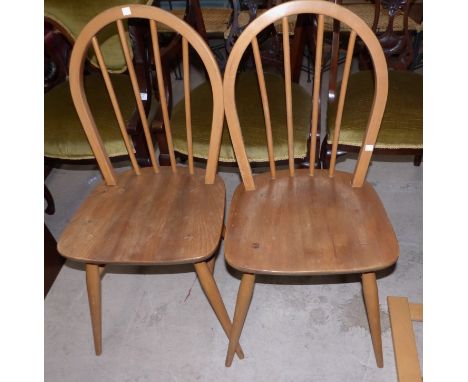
[
  {"x1": 194, "y1": 262, "x2": 244, "y2": 359},
  {"x1": 86, "y1": 264, "x2": 102, "y2": 355},
  {"x1": 225, "y1": 272, "x2": 255, "y2": 367},
  {"x1": 362, "y1": 272, "x2": 383, "y2": 368}
]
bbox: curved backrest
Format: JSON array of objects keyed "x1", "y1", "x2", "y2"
[
  {"x1": 69, "y1": 4, "x2": 224, "y2": 186},
  {"x1": 224, "y1": 1, "x2": 388, "y2": 190}
]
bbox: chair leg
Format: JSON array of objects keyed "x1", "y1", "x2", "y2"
[
  {"x1": 206, "y1": 255, "x2": 216, "y2": 274},
  {"x1": 225, "y1": 273, "x2": 255, "y2": 367},
  {"x1": 86, "y1": 264, "x2": 102, "y2": 355},
  {"x1": 362, "y1": 272, "x2": 383, "y2": 368},
  {"x1": 193, "y1": 262, "x2": 244, "y2": 360}
]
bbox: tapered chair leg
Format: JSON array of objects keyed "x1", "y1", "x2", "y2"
[
  {"x1": 194, "y1": 262, "x2": 244, "y2": 359},
  {"x1": 207, "y1": 255, "x2": 216, "y2": 274},
  {"x1": 225, "y1": 273, "x2": 255, "y2": 367},
  {"x1": 86, "y1": 264, "x2": 102, "y2": 355},
  {"x1": 362, "y1": 272, "x2": 383, "y2": 368}
]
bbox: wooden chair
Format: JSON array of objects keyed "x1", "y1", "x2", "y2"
[
  {"x1": 57, "y1": 4, "x2": 243, "y2": 358},
  {"x1": 223, "y1": 1, "x2": 398, "y2": 367},
  {"x1": 320, "y1": 0, "x2": 423, "y2": 167}
]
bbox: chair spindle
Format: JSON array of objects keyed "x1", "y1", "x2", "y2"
[
  {"x1": 309, "y1": 14, "x2": 324, "y2": 176},
  {"x1": 91, "y1": 36, "x2": 141, "y2": 175},
  {"x1": 251, "y1": 36, "x2": 276, "y2": 179},
  {"x1": 282, "y1": 17, "x2": 295, "y2": 177},
  {"x1": 329, "y1": 30, "x2": 356, "y2": 177},
  {"x1": 182, "y1": 37, "x2": 194, "y2": 175},
  {"x1": 116, "y1": 19, "x2": 159, "y2": 173},
  {"x1": 150, "y1": 20, "x2": 177, "y2": 172}
]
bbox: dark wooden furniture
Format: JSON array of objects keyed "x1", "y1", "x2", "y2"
[
  {"x1": 45, "y1": 225, "x2": 65, "y2": 298},
  {"x1": 320, "y1": 0, "x2": 423, "y2": 168},
  {"x1": 58, "y1": 4, "x2": 242, "y2": 357},
  {"x1": 222, "y1": 1, "x2": 397, "y2": 368}
]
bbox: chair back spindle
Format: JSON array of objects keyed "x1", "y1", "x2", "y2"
[
  {"x1": 182, "y1": 37, "x2": 194, "y2": 175},
  {"x1": 309, "y1": 14, "x2": 324, "y2": 177},
  {"x1": 116, "y1": 19, "x2": 159, "y2": 174},
  {"x1": 281, "y1": 17, "x2": 295, "y2": 177},
  {"x1": 251, "y1": 36, "x2": 276, "y2": 179},
  {"x1": 91, "y1": 36, "x2": 141, "y2": 175},
  {"x1": 150, "y1": 19, "x2": 177, "y2": 173},
  {"x1": 223, "y1": 1, "x2": 388, "y2": 190},
  {"x1": 68, "y1": 5, "x2": 224, "y2": 186},
  {"x1": 329, "y1": 30, "x2": 356, "y2": 177}
]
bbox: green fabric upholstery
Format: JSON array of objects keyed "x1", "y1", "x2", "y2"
[
  {"x1": 45, "y1": 0, "x2": 151, "y2": 73},
  {"x1": 171, "y1": 72, "x2": 312, "y2": 162},
  {"x1": 45, "y1": 74, "x2": 138, "y2": 160},
  {"x1": 327, "y1": 70, "x2": 423, "y2": 149}
]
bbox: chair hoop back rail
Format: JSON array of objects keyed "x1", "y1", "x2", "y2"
[
  {"x1": 223, "y1": 1, "x2": 388, "y2": 190},
  {"x1": 69, "y1": 4, "x2": 224, "y2": 186}
]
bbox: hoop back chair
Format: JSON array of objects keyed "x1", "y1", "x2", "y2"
[
  {"x1": 223, "y1": 1, "x2": 398, "y2": 367},
  {"x1": 57, "y1": 4, "x2": 243, "y2": 359}
]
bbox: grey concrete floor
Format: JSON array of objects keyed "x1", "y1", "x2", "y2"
[{"x1": 45, "y1": 66, "x2": 422, "y2": 381}]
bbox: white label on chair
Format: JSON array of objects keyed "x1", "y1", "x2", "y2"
[
  {"x1": 365, "y1": 144, "x2": 374, "y2": 152},
  {"x1": 140, "y1": 92, "x2": 147, "y2": 101},
  {"x1": 122, "y1": 7, "x2": 131, "y2": 16}
]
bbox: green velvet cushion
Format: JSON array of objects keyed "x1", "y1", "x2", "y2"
[
  {"x1": 45, "y1": 74, "x2": 137, "y2": 160},
  {"x1": 45, "y1": 0, "x2": 151, "y2": 73},
  {"x1": 327, "y1": 70, "x2": 423, "y2": 149},
  {"x1": 171, "y1": 71, "x2": 312, "y2": 162}
]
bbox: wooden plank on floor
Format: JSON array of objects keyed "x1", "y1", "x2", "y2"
[
  {"x1": 388, "y1": 296, "x2": 422, "y2": 382},
  {"x1": 409, "y1": 303, "x2": 423, "y2": 322}
]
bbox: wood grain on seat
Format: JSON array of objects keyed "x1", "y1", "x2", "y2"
[
  {"x1": 58, "y1": 167, "x2": 225, "y2": 265},
  {"x1": 225, "y1": 169, "x2": 398, "y2": 275}
]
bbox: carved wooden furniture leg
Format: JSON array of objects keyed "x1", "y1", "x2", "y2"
[
  {"x1": 225, "y1": 273, "x2": 255, "y2": 367},
  {"x1": 194, "y1": 262, "x2": 244, "y2": 359},
  {"x1": 44, "y1": 185, "x2": 55, "y2": 215},
  {"x1": 413, "y1": 151, "x2": 422, "y2": 166},
  {"x1": 86, "y1": 264, "x2": 102, "y2": 355},
  {"x1": 362, "y1": 272, "x2": 383, "y2": 368},
  {"x1": 44, "y1": 224, "x2": 65, "y2": 297}
]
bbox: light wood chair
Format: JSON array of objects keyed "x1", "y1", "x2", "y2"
[
  {"x1": 57, "y1": 4, "x2": 243, "y2": 359},
  {"x1": 223, "y1": 1, "x2": 398, "y2": 367}
]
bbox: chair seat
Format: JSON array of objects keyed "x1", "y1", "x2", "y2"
[
  {"x1": 224, "y1": 169, "x2": 399, "y2": 275},
  {"x1": 45, "y1": 74, "x2": 140, "y2": 160},
  {"x1": 45, "y1": 0, "x2": 152, "y2": 72},
  {"x1": 58, "y1": 167, "x2": 225, "y2": 265},
  {"x1": 171, "y1": 72, "x2": 311, "y2": 162},
  {"x1": 327, "y1": 70, "x2": 423, "y2": 149}
]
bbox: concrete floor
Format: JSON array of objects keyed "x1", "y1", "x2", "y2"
[{"x1": 45, "y1": 66, "x2": 422, "y2": 381}]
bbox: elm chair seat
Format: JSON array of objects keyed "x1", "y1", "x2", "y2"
[
  {"x1": 45, "y1": 0, "x2": 152, "y2": 73},
  {"x1": 59, "y1": 167, "x2": 225, "y2": 265},
  {"x1": 225, "y1": 169, "x2": 398, "y2": 275},
  {"x1": 171, "y1": 72, "x2": 312, "y2": 162},
  {"x1": 45, "y1": 74, "x2": 150, "y2": 160},
  {"x1": 327, "y1": 70, "x2": 423, "y2": 149}
]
